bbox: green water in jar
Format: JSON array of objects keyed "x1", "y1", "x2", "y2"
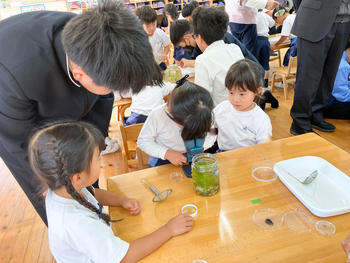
[{"x1": 192, "y1": 155, "x2": 219, "y2": 196}]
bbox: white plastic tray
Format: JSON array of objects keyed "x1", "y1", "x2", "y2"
[{"x1": 274, "y1": 156, "x2": 350, "y2": 217}]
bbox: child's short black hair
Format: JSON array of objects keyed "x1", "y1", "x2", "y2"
[
  {"x1": 225, "y1": 59, "x2": 264, "y2": 93},
  {"x1": 182, "y1": 1, "x2": 199, "y2": 18},
  {"x1": 168, "y1": 81, "x2": 214, "y2": 140},
  {"x1": 170, "y1": 19, "x2": 192, "y2": 45},
  {"x1": 192, "y1": 7, "x2": 228, "y2": 46},
  {"x1": 164, "y1": 3, "x2": 179, "y2": 21},
  {"x1": 135, "y1": 5, "x2": 157, "y2": 24},
  {"x1": 62, "y1": 0, "x2": 162, "y2": 93}
]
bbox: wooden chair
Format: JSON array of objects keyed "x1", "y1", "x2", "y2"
[
  {"x1": 136, "y1": 147, "x2": 149, "y2": 169},
  {"x1": 119, "y1": 123, "x2": 143, "y2": 171},
  {"x1": 271, "y1": 56, "x2": 297, "y2": 100},
  {"x1": 112, "y1": 98, "x2": 132, "y2": 121}
]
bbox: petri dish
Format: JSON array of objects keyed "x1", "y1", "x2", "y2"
[
  {"x1": 252, "y1": 208, "x2": 283, "y2": 230},
  {"x1": 192, "y1": 260, "x2": 208, "y2": 263},
  {"x1": 252, "y1": 160, "x2": 277, "y2": 182},
  {"x1": 283, "y1": 208, "x2": 314, "y2": 232},
  {"x1": 181, "y1": 204, "x2": 198, "y2": 217},
  {"x1": 315, "y1": 220, "x2": 336, "y2": 236},
  {"x1": 169, "y1": 172, "x2": 183, "y2": 182}
]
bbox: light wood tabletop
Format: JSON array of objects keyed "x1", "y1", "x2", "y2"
[{"x1": 108, "y1": 133, "x2": 350, "y2": 263}]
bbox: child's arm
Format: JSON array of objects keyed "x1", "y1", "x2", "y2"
[
  {"x1": 94, "y1": 188, "x2": 141, "y2": 215},
  {"x1": 121, "y1": 214, "x2": 193, "y2": 263},
  {"x1": 270, "y1": 35, "x2": 288, "y2": 51},
  {"x1": 178, "y1": 58, "x2": 195, "y2": 68},
  {"x1": 161, "y1": 45, "x2": 170, "y2": 63}
]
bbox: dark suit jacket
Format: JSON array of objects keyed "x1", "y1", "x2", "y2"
[{"x1": 292, "y1": 0, "x2": 342, "y2": 42}]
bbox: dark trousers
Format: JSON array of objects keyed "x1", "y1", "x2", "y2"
[
  {"x1": 229, "y1": 22, "x2": 257, "y2": 56},
  {"x1": 324, "y1": 102, "x2": 350, "y2": 120},
  {"x1": 290, "y1": 22, "x2": 350, "y2": 131}
]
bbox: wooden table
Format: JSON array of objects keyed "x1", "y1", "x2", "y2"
[{"x1": 108, "y1": 134, "x2": 350, "y2": 262}]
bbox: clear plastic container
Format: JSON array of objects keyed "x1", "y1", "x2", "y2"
[
  {"x1": 191, "y1": 153, "x2": 219, "y2": 196},
  {"x1": 163, "y1": 64, "x2": 182, "y2": 83}
]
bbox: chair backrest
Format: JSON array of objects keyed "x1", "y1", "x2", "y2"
[
  {"x1": 119, "y1": 123, "x2": 143, "y2": 160},
  {"x1": 136, "y1": 147, "x2": 149, "y2": 169},
  {"x1": 287, "y1": 56, "x2": 297, "y2": 76}
]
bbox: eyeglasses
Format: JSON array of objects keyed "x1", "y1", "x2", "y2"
[{"x1": 274, "y1": 8, "x2": 286, "y2": 18}]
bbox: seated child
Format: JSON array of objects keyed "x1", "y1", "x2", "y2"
[
  {"x1": 161, "y1": 3, "x2": 179, "y2": 31},
  {"x1": 122, "y1": 82, "x2": 176, "y2": 126},
  {"x1": 324, "y1": 45, "x2": 350, "y2": 120},
  {"x1": 136, "y1": 6, "x2": 170, "y2": 66},
  {"x1": 192, "y1": 7, "x2": 245, "y2": 106},
  {"x1": 170, "y1": 19, "x2": 259, "y2": 69},
  {"x1": 28, "y1": 121, "x2": 193, "y2": 263},
  {"x1": 181, "y1": 0, "x2": 199, "y2": 21},
  {"x1": 270, "y1": 7, "x2": 297, "y2": 66},
  {"x1": 137, "y1": 81, "x2": 214, "y2": 167},
  {"x1": 214, "y1": 59, "x2": 272, "y2": 151}
]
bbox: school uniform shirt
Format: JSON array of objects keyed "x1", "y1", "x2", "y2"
[
  {"x1": 124, "y1": 82, "x2": 176, "y2": 116},
  {"x1": 137, "y1": 104, "x2": 185, "y2": 159},
  {"x1": 149, "y1": 28, "x2": 171, "y2": 64},
  {"x1": 46, "y1": 188, "x2": 129, "y2": 263},
  {"x1": 195, "y1": 40, "x2": 244, "y2": 106},
  {"x1": 281, "y1": 14, "x2": 296, "y2": 39},
  {"x1": 213, "y1": 100, "x2": 272, "y2": 151},
  {"x1": 225, "y1": 0, "x2": 268, "y2": 24},
  {"x1": 256, "y1": 11, "x2": 275, "y2": 37}
]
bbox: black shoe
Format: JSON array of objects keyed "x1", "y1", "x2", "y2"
[
  {"x1": 290, "y1": 124, "x2": 319, "y2": 136},
  {"x1": 258, "y1": 97, "x2": 266, "y2": 110},
  {"x1": 311, "y1": 120, "x2": 335, "y2": 132},
  {"x1": 263, "y1": 90, "x2": 279, "y2": 108}
]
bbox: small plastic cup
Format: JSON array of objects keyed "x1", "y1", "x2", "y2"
[
  {"x1": 251, "y1": 160, "x2": 277, "y2": 182},
  {"x1": 181, "y1": 204, "x2": 198, "y2": 217}
]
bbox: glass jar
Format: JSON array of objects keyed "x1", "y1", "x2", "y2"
[
  {"x1": 191, "y1": 153, "x2": 220, "y2": 196},
  {"x1": 163, "y1": 64, "x2": 182, "y2": 84}
]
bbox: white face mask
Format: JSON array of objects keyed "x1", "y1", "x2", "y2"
[{"x1": 66, "y1": 54, "x2": 81, "y2": 88}]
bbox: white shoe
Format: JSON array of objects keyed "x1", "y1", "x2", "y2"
[{"x1": 101, "y1": 137, "x2": 120, "y2": 155}]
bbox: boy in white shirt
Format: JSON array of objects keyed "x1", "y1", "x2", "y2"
[
  {"x1": 270, "y1": 7, "x2": 297, "y2": 66},
  {"x1": 136, "y1": 6, "x2": 170, "y2": 66},
  {"x1": 192, "y1": 7, "x2": 245, "y2": 106},
  {"x1": 214, "y1": 59, "x2": 272, "y2": 151}
]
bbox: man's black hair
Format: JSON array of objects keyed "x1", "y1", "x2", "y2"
[
  {"x1": 164, "y1": 3, "x2": 179, "y2": 21},
  {"x1": 135, "y1": 5, "x2": 157, "y2": 24},
  {"x1": 62, "y1": 0, "x2": 162, "y2": 93},
  {"x1": 192, "y1": 7, "x2": 228, "y2": 46},
  {"x1": 170, "y1": 19, "x2": 192, "y2": 45}
]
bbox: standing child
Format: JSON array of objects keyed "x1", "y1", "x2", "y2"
[
  {"x1": 28, "y1": 121, "x2": 193, "y2": 263},
  {"x1": 136, "y1": 6, "x2": 171, "y2": 66},
  {"x1": 214, "y1": 59, "x2": 272, "y2": 151},
  {"x1": 137, "y1": 81, "x2": 214, "y2": 167}
]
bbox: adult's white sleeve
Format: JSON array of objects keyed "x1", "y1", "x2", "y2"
[
  {"x1": 245, "y1": 0, "x2": 268, "y2": 9},
  {"x1": 194, "y1": 56, "x2": 213, "y2": 93},
  {"x1": 137, "y1": 112, "x2": 169, "y2": 159}
]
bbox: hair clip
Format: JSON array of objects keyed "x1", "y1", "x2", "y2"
[
  {"x1": 175, "y1": 74, "x2": 189, "y2": 88},
  {"x1": 97, "y1": 203, "x2": 103, "y2": 219}
]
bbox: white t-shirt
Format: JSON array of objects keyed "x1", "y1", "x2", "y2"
[
  {"x1": 46, "y1": 188, "x2": 129, "y2": 263},
  {"x1": 213, "y1": 100, "x2": 272, "y2": 151},
  {"x1": 149, "y1": 28, "x2": 171, "y2": 64},
  {"x1": 195, "y1": 40, "x2": 244, "y2": 106},
  {"x1": 256, "y1": 11, "x2": 275, "y2": 38},
  {"x1": 123, "y1": 82, "x2": 176, "y2": 116},
  {"x1": 137, "y1": 104, "x2": 215, "y2": 159},
  {"x1": 281, "y1": 14, "x2": 296, "y2": 39}
]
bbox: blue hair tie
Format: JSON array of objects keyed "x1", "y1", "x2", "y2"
[
  {"x1": 175, "y1": 74, "x2": 189, "y2": 87},
  {"x1": 97, "y1": 203, "x2": 103, "y2": 219}
]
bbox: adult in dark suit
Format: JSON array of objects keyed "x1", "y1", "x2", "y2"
[
  {"x1": 0, "y1": 1, "x2": 162, "y2": 225},
  {"x1": 290, "y1": 0, "x2": 350, "y2": 134}
]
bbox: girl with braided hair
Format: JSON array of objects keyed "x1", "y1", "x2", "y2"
[{"x1": 28, "y1": 121, "x2": 193, "y2": 263}]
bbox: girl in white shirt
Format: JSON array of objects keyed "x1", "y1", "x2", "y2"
[
  {"x1": 28, "y1": 121, "x2": 193, "y2": 263},
  {"x1": 137, "y1": 81, "x2": 214, "y2": 167},
  {"x1": 214, "y1": 59, "x2": 272, "y2": 151}
]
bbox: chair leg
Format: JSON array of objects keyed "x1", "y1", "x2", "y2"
[
  {"x1": 282, "y1": 76, "x2": 288, "y2": 100},
  {"x1": 271, "y1": 73, "x2": 276, "y2": 93},
  {"x1": 278, "y1": 50, "x2": 282, "y2": 67}
]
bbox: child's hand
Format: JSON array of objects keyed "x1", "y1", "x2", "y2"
[
  {"x1": 165, "y1": 214, "x2": 193, "y2": 237},
  {"x1": 342, "y1": 235, "x2": 350, "y2": 254},
  {"x1": 265, "y1": 0, "x2": 279, "y2": 10},
  {"x1": 165, "y1": 150, "x2": 187, "y2": 166},
  {"x1": 122, "y1": 198, "x2": 141, "y2": 215},
  {"x1": 270, "y1": 44, "x2": 276, "y2": 51}
]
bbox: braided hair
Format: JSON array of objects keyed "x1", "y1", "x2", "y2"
[{"x1": 28, "y1": 121, "x2": 112, "y2": 225}]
